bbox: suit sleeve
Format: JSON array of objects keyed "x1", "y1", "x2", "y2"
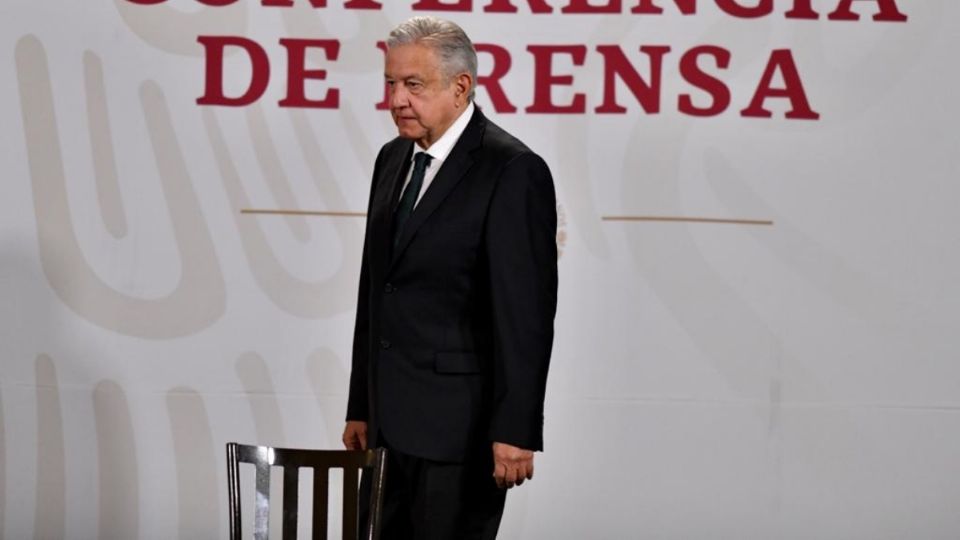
[
  {"x1": 485, "y1": 151, "x2": 558, "y2": 451},
  {"x1": 346, "y1": 146, "x2": 387, "y2": 422},
  {"x1": 345, "y1": 243, "x2": 370, "y2": 422}
]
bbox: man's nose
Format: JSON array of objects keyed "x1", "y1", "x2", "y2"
[{"x1": 390, "y1": 84, "x2": 409, "y2": 109}]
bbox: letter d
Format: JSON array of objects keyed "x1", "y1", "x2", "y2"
[{"x1": 197, "y1": 36, "x2": 269, "y2": 106}]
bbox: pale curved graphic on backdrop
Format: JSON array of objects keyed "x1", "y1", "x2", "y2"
[
  {"x1": 166, "y1": 387, "x2": 220, "y2": 539},
  {"x1": 305, "y1": 348, "x2": 349, "y2": 447},
  {"x1": 247, "y1": 105, "x2": 312, "y2": 242},
  {"x1": 236, "y1": 352, "x2": 287, "y2": 446},
  {"x1": 289, "y1": 107, "x2": 370, "y2": 218},
  {"x1": 113, "y1": 0, "x2": 247, "y2": 56},
  {"x1": 204, "y1": 107, "x2": 362, "y2": 318},
  {"x1": 93, "y1": 380, "x2": 139, "y2": 539},
  {"x1": 34, "y1": 355, "x2": 66, "y2": 540},
  {"x1": 84, "y1": 52, "x2": 127, "y2": 239},
  {"x1": 15, "y1": 36, "x2": 226, "y2": 338}
]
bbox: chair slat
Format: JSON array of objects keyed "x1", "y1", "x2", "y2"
[
  {"x1": 312, "y1": 468, "x2": 330, "y2": 540},
  {"x1": 254, "y1": 462, "x2": 271, "y2": 540},
  {"x1": 342, "y1": 468, "x2": 359, "y2": 540},
  {"x1": 282, "y1": 466, "x2": 299, "y2": 540}
]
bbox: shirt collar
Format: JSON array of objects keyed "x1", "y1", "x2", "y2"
[{"x1": 414, "y1": 101, "x2": 475, "y2": 163}]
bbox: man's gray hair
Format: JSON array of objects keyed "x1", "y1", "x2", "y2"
[{"x1": 387, "y1": 16, "x2": 478, "y2": 100}]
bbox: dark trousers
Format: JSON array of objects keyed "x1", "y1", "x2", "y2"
[{"x1": 360, "y1": 433, "x2": 506, "y2": 540}]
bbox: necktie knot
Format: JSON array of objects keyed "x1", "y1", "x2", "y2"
[{"x1": 413, "y1": 151, "x2": 432, "y2": 175}]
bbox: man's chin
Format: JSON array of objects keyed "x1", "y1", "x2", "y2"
[{"x1": 397, "y1": 128, "x2": 426, "y2": 141}]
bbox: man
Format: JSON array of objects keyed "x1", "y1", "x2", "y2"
[{"x1": 343, "y1": 16, "x2": 557, "y2": 539}]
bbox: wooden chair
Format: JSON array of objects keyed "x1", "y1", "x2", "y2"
[{"x1": 226, "y1": 442, "x2": 387, "y2": 540}]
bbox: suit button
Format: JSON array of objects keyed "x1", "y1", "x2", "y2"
[
  {"x1": 380, "y1": 339, "x2": 391, "y2": 349},
  {"x1": 384, "y1": 283, "x2": 395, "y2": 293}
]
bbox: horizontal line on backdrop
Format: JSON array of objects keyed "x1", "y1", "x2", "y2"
[
  {"x1": 241, "y1": 208, "x2": 366, "y2": 217},
  {"x1": 1, "y1": 382, "x2": 348, "y2": 398},
  {"x1": 602, "y1": 215, "x2": 774, "y2": 226},
  {"x1": 563, "y1": 395, "x2": 960, "y2": 412},
  {"x1": 242, "y1": 210, "x2": 773, "y2": 226}
]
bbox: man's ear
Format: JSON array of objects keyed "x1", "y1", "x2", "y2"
[{"x1": 454, "y1": 72, "x2": 473, "y2": 105}]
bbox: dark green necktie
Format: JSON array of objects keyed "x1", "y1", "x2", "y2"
[{"x1": 393, "y1": 152, "x2": 432, "y2": 248}]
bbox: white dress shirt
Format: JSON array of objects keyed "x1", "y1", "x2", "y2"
[{"x1": 400, "y1": 101, "x2": 475, "y2": 208}]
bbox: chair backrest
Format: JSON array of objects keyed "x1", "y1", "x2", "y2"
[{"x1": 226, "y1": 442, "x2": 387, "y2": 540}]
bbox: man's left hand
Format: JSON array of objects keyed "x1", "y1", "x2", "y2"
[{"x1": 492, "y1": 442, "x2": 534, "y2": 489}]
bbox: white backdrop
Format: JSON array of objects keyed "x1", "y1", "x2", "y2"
[{"x1": 2, "y1": 1, "x2": 959, "y2": 538}]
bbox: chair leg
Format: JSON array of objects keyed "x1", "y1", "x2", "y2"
[
  {"x1": 227, "y1": 443, "x2": 242, "y2": 540},
  {"x1": 365, "y1": 449, "x2": 388, "y2": 540}
]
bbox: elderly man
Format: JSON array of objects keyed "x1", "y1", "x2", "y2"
[{"x1": 343, "y1": 16, "x2": 557, "y2": 539}]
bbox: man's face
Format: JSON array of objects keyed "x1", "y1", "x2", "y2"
[{"x1": 385, "y1": 43, "x2": 464, "y2": 149}]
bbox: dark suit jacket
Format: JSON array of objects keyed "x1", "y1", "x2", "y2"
[{"x1": 346, "y1": 107, "x2": 557, "y2": 463}]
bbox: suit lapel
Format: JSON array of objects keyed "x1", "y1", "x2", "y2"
[
  {"x1": 390, "y1": 108, "x2": 486, "y2": 267},
  {"x1": 370, "y1": 139, "x2": 413, "y2": 280}
]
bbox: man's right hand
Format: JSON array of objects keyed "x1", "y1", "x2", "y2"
[{"x1": 342, "y1": 420, "x2": 368, "y2": 450}]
